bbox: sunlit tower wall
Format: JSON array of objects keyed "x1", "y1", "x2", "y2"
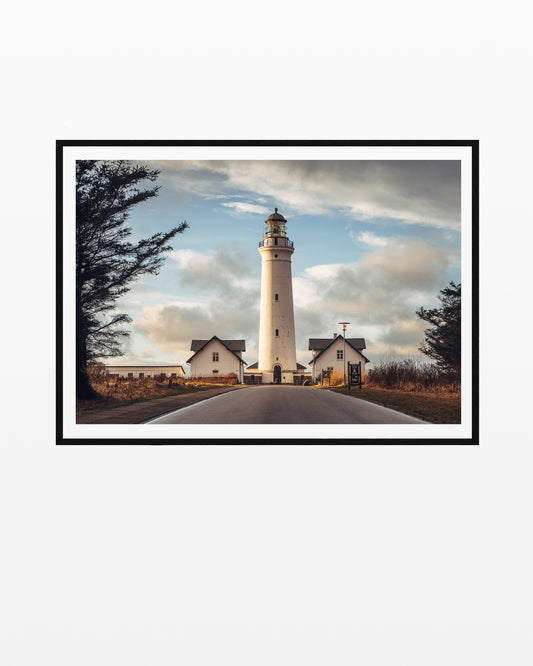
[{"x1": 257, "y1": 209, "x2": 297, "y2": 383}]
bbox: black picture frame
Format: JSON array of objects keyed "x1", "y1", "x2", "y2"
[{"x1": 57, "y1": 139, "x2": 479, "y2": 445}]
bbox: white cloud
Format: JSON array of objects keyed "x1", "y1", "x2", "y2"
[
  {"x1": 358, "y1": 238, "x2": 448, "y2": 289},
  {"x1": 172, "y1": 247, "x2": 258, "y2": 295},
  {"x1": 353, "y1": 230, "x2": 389, "y2": 247},
  {"x1": 221, "y1": 201, "x2": 270, "y2": 215},
  {"x1": 136, "y1": 302, "x2": 213, "y2": 350},
  {"x1": 168, "y1": 248, "x2": 206, "y2": 269},
  {"x1": 155, "y1": 160, "x2": 461, "y2": 229},
  {"x1": 302, "y1": 263, "x2": 344, "y2": 281},
  {"x1": 133, "y1": 248, "x2": 262, "y2": 361},
  {"x1": 134, "y1": 299, "x2": 261, "y2": 366},
  {"x1": 291, "y1": 236, "x2": 455, "y2": 360},
  {"x1": 292, "y1": 264, "x2": 346, "y2": 308}
]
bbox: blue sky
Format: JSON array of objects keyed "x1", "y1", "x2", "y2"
[{"x1": 110, "y1": 160, "x2": 461, "y2": 371}]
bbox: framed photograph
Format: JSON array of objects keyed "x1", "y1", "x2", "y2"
[{"x1": 57, "y1": 140, "x2": 478, "y2": 444}]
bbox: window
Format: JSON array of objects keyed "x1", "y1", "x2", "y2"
[
  {"x1": 212, "y1": 352, "x2": 219, "y2": 362},
  {"x1": 337, "y1": 350, "x2": 343, "y2": 360},
  {"x1": 275, "y1": 329, "x2": 279, "y2": 337},
  {"x1": 139, "y1": 373, "x2": 144, "y2": 378},
  {"x1": 212, "y1": 370, "x2": 219, "y2": 374},
  {"x1": 275, "y1": 293, "x2": 279, "y2": 301}
]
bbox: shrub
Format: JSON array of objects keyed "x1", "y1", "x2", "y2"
[
  {"x1": 366, "y1": 358, "x2": 459, "y2": 392},
  {"x1": 83, "y1": 367, "x2": 188, "y2": 402}
]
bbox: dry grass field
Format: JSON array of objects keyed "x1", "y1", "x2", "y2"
[
  {"x1": 76, "y1": 366, "x2": 240, "y2": 414},
  {"x1": 326, "y1": 360, "x2": 461, "y2": 424},
  {"x1": 329, "y1": 386, "x2": 460, "y2": 423}
]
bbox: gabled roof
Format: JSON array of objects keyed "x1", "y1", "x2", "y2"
[
  {"x1": 308, "y1": 337, "x2": 369, "y2": 364},
  {"x1": 190, "y1": 339, "x2": 245, "y2": 352},
  {"x1": 309, "y1": 337, "x2": 366, "y2": 351},
  {"x1": 187, "y1": 336, "x2": 247, "y2": 365}
]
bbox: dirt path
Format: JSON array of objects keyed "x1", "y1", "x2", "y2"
[{"x1": 76, "y1": 386, "x2": 246, "y2": 424}]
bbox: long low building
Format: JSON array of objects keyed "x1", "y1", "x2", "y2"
[{"x1": 104, "y1": 365, "x2": 186, "y2": 378}]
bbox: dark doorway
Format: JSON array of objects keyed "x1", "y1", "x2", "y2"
[{"x1": 273, "y1": 365, "x2": 282, "y2": 384}]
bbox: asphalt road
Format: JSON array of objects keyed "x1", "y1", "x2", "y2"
[{"x1": 145, "y1": 385, "x2": 424, "y2": 424}]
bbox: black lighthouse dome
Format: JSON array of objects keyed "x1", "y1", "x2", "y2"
[{"x1": 266, "y1": 207, "x2": 286, "y2": 223}]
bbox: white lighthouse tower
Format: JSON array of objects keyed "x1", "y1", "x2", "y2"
[{"x1": 257, "y1": 208, "x2": 298, "y2": 384}]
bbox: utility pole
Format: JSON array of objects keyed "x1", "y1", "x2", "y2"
[{"x1": 338, "y1": 321, "x2": 350, "y2": 385}]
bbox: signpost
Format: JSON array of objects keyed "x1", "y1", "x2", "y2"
[{"x1": 348, "y1": 361, "x2": 362, "y2": 389}]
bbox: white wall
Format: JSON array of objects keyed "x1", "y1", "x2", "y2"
[
  {"x1": 189, "y1": 339, "x2": 243, "y2": 381},
  {"x1": 257, "y1": 244, "x2": 297, "y2": 373}
]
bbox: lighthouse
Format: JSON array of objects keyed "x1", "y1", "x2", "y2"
[{"x1": 257, "y1": 208, "x2": 298, "y2": 384}]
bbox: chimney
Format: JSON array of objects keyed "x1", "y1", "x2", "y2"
[{"x1": 333, "y1": 333, "x2": 337, "y2": 338}]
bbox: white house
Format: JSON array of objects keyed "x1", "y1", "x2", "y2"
[
  {"x1": 187, "y1": 337, "x2": 246, "y2": 382},
  {"x1": 308, "y1": 335, "x2": 370, "y2": 383},
  {"x1": 104, "y1": 365, "x2": 186, "y2": 379}
]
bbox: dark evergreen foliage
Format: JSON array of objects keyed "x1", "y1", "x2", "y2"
[
  {"x1": 416, "y1": 282, "x2": 461, "y2": 376},
  {"x1": 76, "y1": 160, "x2": 188, "y2": 400}
]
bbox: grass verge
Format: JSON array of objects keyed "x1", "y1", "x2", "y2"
[
  {"x1": 326, "y1": 386, "x2": 461, "y2": 424},
  {"x1": 76, "y1": 384, "x2": 213, "y2": 415}
]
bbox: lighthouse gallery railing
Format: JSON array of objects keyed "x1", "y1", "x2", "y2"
[{"x1": 259, "y1": 238, "x2": 294, "y2": 248}]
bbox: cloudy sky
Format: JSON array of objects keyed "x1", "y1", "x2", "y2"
[{"x1": 109, "y1": 159, "x2": 461, "y2": 371}]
